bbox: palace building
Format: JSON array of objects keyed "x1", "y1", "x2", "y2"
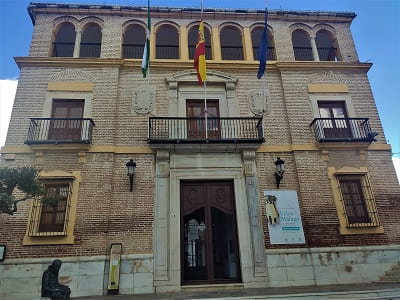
[{"x1": 0, "y1": 2, "x2": 399, "y2": 298}]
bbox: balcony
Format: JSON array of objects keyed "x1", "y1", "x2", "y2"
[
  {"x1": 310, "y1": 118, "x2": 377, "y2": 143},
  {"x1": 317, "y1": 47, "x2": 338, "y2": 61},
  {"x1": 252, "y1": 46, "x2": 275, "y2": 61},
  {"x1": 52, "y1": 42, "x2": 74, "y2": 57},
  {"x1": 148, "y1": 117, "x2": 264, "y2": 144},
  {"x1": 293, "y1": 47, "x2": 338, "y2": 61},
  {"x1": 189, "y1": 45, "x2": 212, "y2": 60},
  {"x1": 25, "y1": 118, "x2": 95, "y2": 146},
  {"x1": 122, "y1": 44, "x2": 144, "y2": 59},
  {"x1": 79, "y1": 43, "x2": 101, "y2": 58},
  {"x1": 293, "y1": 46, "x2": 313, "y2": 61},
  {"x1": 221, "y1": 46, "x2": 244, "y2": 60}
]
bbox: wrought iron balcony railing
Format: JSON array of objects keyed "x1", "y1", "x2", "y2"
[
  {"x1": 122, "y1": 44, "x2": 144, "y2": 59},
  {"x1": 252, "y1": 46, "x2": 275, "y2": 61},
  {"x1": 156, "y1": 45, "x2": 179, "y2": 59},
  {"x1": 52, "y1": 42, "x2": 74, "y2": 57},
  {"x1": 221, "y1": 46, "x2": 244, "y2": 60},
  {"x1": 189, "y1": 45, "x2": 212, "y2": 60},
  {"x1": 148, "y1": 117, "x2": 264, "y2": 144},
  {"x1": 79, "y1": 43, "x2": 101, "y2": 58},
  {"x1": 25, "y1": 118, "x2": 95, "y2": 144},
  {"x1": 317, "y1": 47, "x2": 338, "y2": 61},
  {"x1": 310, "y1": 118, "x2": 377, "y2": 143},
  {"x1": 293, "y1": 46, "x2": 314, "y2": 61}
]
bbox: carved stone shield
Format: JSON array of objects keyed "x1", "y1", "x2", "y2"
[
  {"x1": 132, "y1": 88, "x2": 155, "y2": 114},
  {"x1": 248, "y1": 89, "x2": 270, "y2": 116}
]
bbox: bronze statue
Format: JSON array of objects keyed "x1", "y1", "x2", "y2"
[{"x1": 42, "y1": 259, "x2": 71, "y2": 300}]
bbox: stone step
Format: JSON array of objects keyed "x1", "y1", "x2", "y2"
[
  {"x1": 384, "y1": 269, "x2": 400, "y2": 276},
  {"x1": 388, "y1": 265, "x2": 400, "y2": 271},
  {"x1": 182, "y1": 283, "x2": 245, "y2": 293},
  {"x1": 187, "y1": 288, "x2": 400, "y2": 300},
  {"x1": 75, "y1": 284, "x2": 400, "y2": 300},
  {"x1": 378, "y1": 275, "x2": 400, "y2": 282}
]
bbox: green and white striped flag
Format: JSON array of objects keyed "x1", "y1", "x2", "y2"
[{"x1": 142, "y1": 0, "x2": 150, "y2": 77}]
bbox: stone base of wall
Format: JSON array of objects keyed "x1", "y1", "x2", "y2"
[
  {"x1": 266, "y1": 245, "x2": 400, "y2": 287},
  {"x1": 0, "y1": 254, "x2": 154, "y2": 299},
  {"x1": 1, "y1": 245, "x2": 399, "y2": 298}
]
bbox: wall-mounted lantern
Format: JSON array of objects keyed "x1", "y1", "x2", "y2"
[
  {"x1": 274, "y1": 157, "x2": 285, "y2": 189},
  {"x1": 126, "y1": 159, "x2": 136, "y2": 192}
]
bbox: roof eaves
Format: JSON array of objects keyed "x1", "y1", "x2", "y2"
[{"x1": 27, "y1": 2, "x2": 356, "y2": 22}]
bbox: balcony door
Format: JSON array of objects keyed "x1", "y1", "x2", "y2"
[
  {"x1": 181, "y1": 181, "x2": 241, "y2": 284},
  {"x1": 186, "y1": 100, "x2": 220, "y2": 139},
  {"x1": 318, "y1": 101, "x2": 352, "y2": 139},
  {"x1": 49, "y1": 99, "x2": 84, "y2": 141}
]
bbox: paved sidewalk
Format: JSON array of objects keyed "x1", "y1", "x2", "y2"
[{"x1": 75, "y1": 282, "x2": 400, "y2": 299}]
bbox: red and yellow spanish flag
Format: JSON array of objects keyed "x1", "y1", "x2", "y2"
[{"x1": 194, "y1": 21, "x2": 206, "y2": 85}]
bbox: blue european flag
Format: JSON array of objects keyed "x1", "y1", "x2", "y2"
[{"x1": 257, "y1": 10, "x2": 268, "y2": 79}]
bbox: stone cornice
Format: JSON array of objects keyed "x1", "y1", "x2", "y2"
[
  {"x1": 15, "y1": 57, "x2": 123, "y2": 69},
  {"x1": 28, "y1": 4, "x2": 355, "y2": 24},
  {"x1": 15, "y1": 57, "x2": 372, "y2": 72},
  {"x1": 275, "y1": 61, "x2": 372, "y2": 71},
  {"x1": 1, "y1": 143, "x2": 391, "y2": 155}
]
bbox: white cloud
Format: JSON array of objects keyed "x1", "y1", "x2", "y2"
[
  {"x1": 393, "y1": 157, "x2": 400, "y2": 185},
  {"x1": 0, "y1": 79, "x2": 18, "y2": 147}
]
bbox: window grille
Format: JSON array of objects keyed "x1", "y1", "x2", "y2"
[
  {"x1": 336, "y1": 174, "x2": 380, "y2": 228},
  {"x1": 28, "y1": 181, "x2": 72, "y2": 236}
]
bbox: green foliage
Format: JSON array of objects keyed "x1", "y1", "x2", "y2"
[{"x1": 0, "y1": 166, "x2": 44, "y2": 215}]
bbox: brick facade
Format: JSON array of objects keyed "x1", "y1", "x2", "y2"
[{"x1": 0, "y1": 3, "x2": 399, "y2": 298}]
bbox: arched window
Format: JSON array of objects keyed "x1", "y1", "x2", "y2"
[
  {"x1": 188, "y1": 25, "x2": 212, "y2": 60},
  {"x1": 292, "y1": 29, "x2": 313, "y2": 61},
  {"x1": 156, "y1": 25, "x2": 179, "y2": 59},
  {"x1": 251, "y1": 26, "x2": 275, "y2": 60},
  {"x1": 316, "y1": 30, "x2": 340, "y2": 61},
  {"x1": 52, "y1": 22, "x2": 76, "y2": 57},
  {"x1": 80, "y1": 23, "x2": 102, "y2": 58},
  {"x1": 220, "y1": 26, "x2": 244, "y2": 60},
  {"x1": 122, "y1": 25, "x2": 146, "y2": 59}
]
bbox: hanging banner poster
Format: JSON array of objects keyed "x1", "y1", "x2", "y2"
[{"x1": 264, "y1": 190, "x2": 305, "y2": 244}]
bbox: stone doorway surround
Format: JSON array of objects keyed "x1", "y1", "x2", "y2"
[{"x1": 153, "y1": 150, "x2": 268, "y2": 293}]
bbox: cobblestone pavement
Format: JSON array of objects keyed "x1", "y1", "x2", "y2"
[{"x1": 75, "y1": 282, "x2": 400, "y2": 299}]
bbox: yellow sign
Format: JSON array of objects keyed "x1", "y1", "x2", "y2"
[{"x1": 107, "y1": 243, "x2": 122, "y2": 291}]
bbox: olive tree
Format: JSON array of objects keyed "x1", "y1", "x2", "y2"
[{"x1": 0, "y1": 167, "x2": 44, "y2": 215}]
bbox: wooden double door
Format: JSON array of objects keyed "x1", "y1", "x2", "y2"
[
  {"x1": 181, "y1": 181, "x2": 241, "y2": 284},
  {"x1": 186, "y1": 100, "x2": 221, "y2": 139},
  {"x1": 318, "y1": 101, "x2": 352, "y2": 139},
  {"x1": 49, "y1": 99, "x2": 84, "y2": 141}
]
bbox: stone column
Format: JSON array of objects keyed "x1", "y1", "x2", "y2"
[
  {"x1": 309, "y1": 35, "x2": 320, "y2": 61},
  {"x1": 154, "y1": 150, "x2": 170, "y2": 282},
  {"x1": 179, "y1": 25, "x2": 189, "y2": 61},
  {"x1": 212, "y1": 27, "x2": 222, "y2": 61},
  {"x1": 73, "y1": 30, "x2": 81, "y2": 58},
  {"x1": 243, "y1": 27, "x2": 254, "y2": 61},
  {"x1": 150, "y1": 25, "x2": 156, "y2": 60},
  {"x1": 242, "y1": 150, "x2": 267, "y2": 277}
]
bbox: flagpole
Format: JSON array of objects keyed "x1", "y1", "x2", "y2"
[
  {"x1": 263, "y1": 0, "x2": 268, "y2": 114},
  {"x1": 200, "y1": 0, "x2": 208, "y2": 140},
  {"x1": 148, "y1": 0, "x2": 151, "y2": 107},
  {"x1": 141, "y1": 0, "x2": 151, "y2": 113}
]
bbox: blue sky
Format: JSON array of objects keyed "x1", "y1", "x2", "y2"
[{"x1": 0, "y1": 0, "x2": 399, "y2": 180}]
